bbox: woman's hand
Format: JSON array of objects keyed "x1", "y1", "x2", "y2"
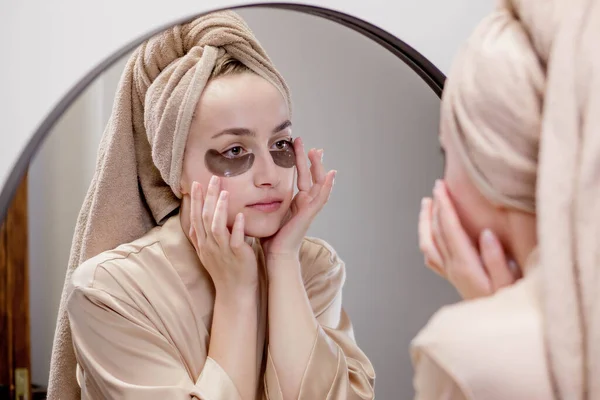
[
  {"x1": 418, "y1": 180, "x2": 521, "y2": 300},
  {"x1": 261, "y1": 137, "x2": 336, "y2": 263},
  {"x1": 189, "y1": 176, "x2": 259, "y2": 296}
]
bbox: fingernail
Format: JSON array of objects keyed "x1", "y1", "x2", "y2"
[
  {"x1": 319, "y1": 149, "x2": 324, "y2": 161},
  {"x1": 421, "y1": 198, "x2": 427, "y2": 208},
  {"x1": 508, "y1": 259, "x2": 519, "y2": 274},
  {"x1": 210, "y1": 175, "x2": 218, "y2": 185},
  {"x1": 220, "y1": 190, "x2": 228, "y2": 200},
  {"x1": 481, "y1": 229, "x2": 495, "y2": 245},
  {"x1": 332, "y1": 170, "x2": 337, "y2": 184}
]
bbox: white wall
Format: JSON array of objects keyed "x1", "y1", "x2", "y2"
[{"x1": 28, "y1": 7, "x2": 462, "y2": 398}]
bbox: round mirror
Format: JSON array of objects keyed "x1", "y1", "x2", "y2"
[{"x1": 0, "y1": 5, "x2": 466, "y2": 399}]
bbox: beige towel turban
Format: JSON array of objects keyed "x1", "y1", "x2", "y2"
[
  {"x1": 47, "y1": 10, "x2": 291, "y2": 399},
  {"x1": 440, "y1": 0, "x2": 600, "y2": 398}
]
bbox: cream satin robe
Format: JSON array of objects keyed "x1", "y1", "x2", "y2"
[
  {"x1": 411, "y1": 250, "x2": 554, "y2": 400},
  {"x1": 66, "y1": 212, "x2": 375, "y2": 399}
]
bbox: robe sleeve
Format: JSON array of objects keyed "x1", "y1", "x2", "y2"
[
  {"x1": 263, "y1": 238, "x2": 376, "y2": 399},
  {"x1": 412, "y1": 349, "x2": 469, "y2": 400},
  {"x1": 67, "y1": 285, "x2": 242, "y2": 400}
]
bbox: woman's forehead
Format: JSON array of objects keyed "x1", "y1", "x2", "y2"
[{"x1": 191, "y1": 80, "x2": 289, "y2": 140}]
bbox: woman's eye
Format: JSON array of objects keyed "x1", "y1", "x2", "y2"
[
  {"x1": 223, "y1": 146, "x2": 245, "y2": 158},
  {"x1": 273, "y1": 140, "x2": 292, "y2": 151}
]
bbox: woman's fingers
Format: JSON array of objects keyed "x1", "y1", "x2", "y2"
[
  {"x1": 202, "y1": 176, "x2": 220, "y2": 239},
  {"x1": 431, "y1": 181, "x2": 492, "y2": 298},
  {"x1": 422, "y1": 180, "x2": 521, "y2": 300},
  {"x1": 190, "y1": 182, "x2": 206, "y2": 246},
  {"x1": 418, "y1": 198, "x2": 445, "y2": 276},
  {"x1": 306, "y1": 149, "x2": 327, "y2": 200},
  {"x1": 433, "y1": 180, "x2": 470, "y2": 254},
  {"x1": 479, "y1": 229, "x2": 518, "y2": 291},
  {"x1": 211, "y1": 190, "x2": 231, "y2": 248},
  {"x1": 295, "y1": 141, "x2": 328, "y2": 199},
  {"x1": 309, "y1": 148, "x2": 326, "y2": 184},
  {"x1": 453, "y1": 276, "x2": 492, "y2": 300},
  {"x1": 431, "y1": 200, "x2": 451, "y2": 261},
  {"x1": 281, "y1": 170, "x2": 334, "y2": 237},
  {"x1": 229, "y1": 212, "x2": 245, "y2": 255},
  {"x1": 189, "y1": 224, "x2": 197, "y2": 247},
  {"x1": 311, "y1": 170, "x2": 335, "y2": 210},
  {"x1": 294, "y1": 138, "x2": 311, "y2": 192}
]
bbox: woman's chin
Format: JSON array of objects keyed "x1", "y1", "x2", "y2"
[{"x1": 243, "y1": 219, "x2": 282, "y2": 239}]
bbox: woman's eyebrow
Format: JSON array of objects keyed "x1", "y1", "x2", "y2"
[
  {"x1": 211, "y1": 120, "x2": 291, "y2": 139},
  {"x1": 211, "y1": 128, "x2": 254, "y2": 139},
  {"x1": 273, "y1": 120, "x2": 291, "y2": 134}
]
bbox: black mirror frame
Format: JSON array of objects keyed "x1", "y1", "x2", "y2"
[{"x1": 0, "y1": 3, "x2": 445, "y2": 225}]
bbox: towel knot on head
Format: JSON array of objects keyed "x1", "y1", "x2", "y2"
[{"x1": 130, "y1": 10, "x2": 291, "y2": 205}]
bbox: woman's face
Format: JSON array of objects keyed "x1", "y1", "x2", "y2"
[
  {"x1": 181, "y1": 72, "x2": 294, "y2": 238},
  {"x1": 439, "y1": 128, "x2": 501, "y2": 246}
]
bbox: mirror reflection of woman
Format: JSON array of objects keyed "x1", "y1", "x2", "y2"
[
  {"x1": 47, "y1": 11, "x2": 375, "y2": 400},
  {"x1": 413, "y1": 0, "x2": 600, "y2": 398}
]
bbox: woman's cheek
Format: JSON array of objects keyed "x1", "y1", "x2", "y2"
[
  {"x1": 284, "y1": 168, "x2": 295, "y2": 191},
  {"x1": 443, "y1": 180, "x2": 476, "y2": 241}
]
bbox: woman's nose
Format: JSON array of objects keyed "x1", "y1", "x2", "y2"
[{"x1": 252, "y1": 152, "x2": 280, "y2": 188}]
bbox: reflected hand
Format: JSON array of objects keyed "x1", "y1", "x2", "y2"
[
  {"x1": 189, "y1": 176, "x2": 259, "y2": 295},
  {"x1": 418, "y1": 180, "x2": 521, "y2": 300},
  {"x1": 261, "y1": 137, "x2": 336, "y2": 263}
]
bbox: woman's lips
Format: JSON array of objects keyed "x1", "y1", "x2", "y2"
[{"x1": 247, "y1": 201, "x2": 282, "y2": 213}]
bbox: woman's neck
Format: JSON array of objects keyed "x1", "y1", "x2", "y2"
[
  {"x1": 179, "y1": 196, "x2": 193, "y2": 244},
  {"x1": 503, "y1": 210, "x2": 538, "y2": 274}
]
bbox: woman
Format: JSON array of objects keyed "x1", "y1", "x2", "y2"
[
  {"x1": 47, "y1": 11, "x2": 375, "y2": 400},
  {"x1": 413, "y1": 0, "x2": 599, "y2": 398}
]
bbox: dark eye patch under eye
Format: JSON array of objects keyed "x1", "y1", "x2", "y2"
[
  {"x1": 205, "y1": 149, "x2": 255, "y2": 177},
  {"x1": 204, "y1": 143, "x2": 296, "y2": 178},
  {"x1": 270, "y1": 142, "x2": 295, "y2": 168}
]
